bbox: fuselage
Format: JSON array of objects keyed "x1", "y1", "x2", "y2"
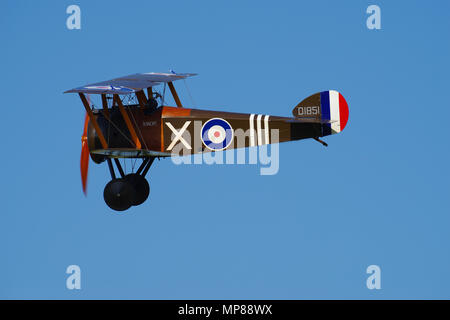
[{"x1": 88, "y1": 104, "x2": 325, "y2": 162}]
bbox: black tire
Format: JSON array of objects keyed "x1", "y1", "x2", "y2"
[
  {"x1": 125, "y1": 174, "x2": 150, "y2": 206},
  {"x1": 103, "y1": 178, "x2": 134, "y2": 211}
]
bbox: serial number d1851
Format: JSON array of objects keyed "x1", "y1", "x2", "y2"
[{"x1": 297, "y1": 105, "x2": 320, "y2": 116}]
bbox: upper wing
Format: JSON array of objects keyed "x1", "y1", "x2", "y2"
[{"x1": 64, "y1": 72, "x2": 197, "y2": 95}]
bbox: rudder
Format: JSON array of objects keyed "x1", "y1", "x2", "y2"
[{"x1": 292, "y1": 90, "x2": 349, "y2": 136}]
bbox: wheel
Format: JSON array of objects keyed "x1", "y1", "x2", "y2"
[
  {"x1": 125, "y1": 174, "x2": 150, "y2": 206},
  {"x1": 103, "y1": 178, "x2": 134, "y2": 211}
]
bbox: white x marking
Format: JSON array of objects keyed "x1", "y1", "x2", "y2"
[{"x1": 166, "y1": 121, "x2": 192, "y2": 150}]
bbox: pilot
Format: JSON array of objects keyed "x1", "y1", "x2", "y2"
[{"x1": 144, "y1": 93, "x2": 160, "y2": 114}]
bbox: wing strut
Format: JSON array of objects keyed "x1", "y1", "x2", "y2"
[
  {"x1": 168, "y1": 81, "x2": 183, "y2": 108},
  {"x1": 79, "y1": 93, "x2": 108, "y2": 149},
  {"x1": 101, "y1": 94, "x2": 110, "y2": 118},
  {"x1": 135, "y1": 90, "x2": 148, "y2": 110},
  {"x1": 147, "y1": 87, "x2": 153, "y2": 100},
  {"x1": 113, "y1": 94, "x2": 142, "y2": 149}
]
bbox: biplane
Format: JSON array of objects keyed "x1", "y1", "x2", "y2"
[{"x1": 65, "y1": 72, "x2": 349, "y2": 211}]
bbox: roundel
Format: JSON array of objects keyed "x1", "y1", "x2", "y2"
[{"x1": 201, "y1": 118, "x2": 234, "y2": 151}]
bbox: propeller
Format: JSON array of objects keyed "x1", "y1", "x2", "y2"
[{"x1": 80, "y1": 97, "x2": 90, "y2": 195}]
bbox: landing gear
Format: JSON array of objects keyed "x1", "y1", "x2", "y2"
[
  {"x1": 103, "y1": 157, "x2": 155, "y2": 212},
  {"x1": 124, "y1": 174, "x2": 150, "y2": 206},
  {"x1": 103, "y1": 178, "x2": 135, "y2": 211}
]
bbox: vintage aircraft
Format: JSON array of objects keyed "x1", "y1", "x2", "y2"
[{"x1": 65, "y1": 72, "x2": 349, "y2": 211}]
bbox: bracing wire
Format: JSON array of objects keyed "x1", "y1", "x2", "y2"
[
  {"x1": 128, "y1": 106, "x2": 149, "y2": 150},
  {"x1": 183, "y1": 79, "x2": 196, "y2": 107},
  {"x1": 162, "y1": 83, "x2": 166, "y2": 106}
]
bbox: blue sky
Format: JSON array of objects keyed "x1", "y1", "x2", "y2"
[{"x1": 1, "y1": 0, "x2": 450, "y2": 299}]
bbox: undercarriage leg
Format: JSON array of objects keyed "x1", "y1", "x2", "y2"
[
  {"x1": 136, "y1": 158, "x2": 151, "y2": 175},
  {"x1": 141, "y1": 157, "x2": 155, "y2": 177},
  {"x1": 107, "y1": 159, "x2": 116, "y2": 180},
  {"x1": 113, "y1": 158, "x2": 125, "y2": 178}
]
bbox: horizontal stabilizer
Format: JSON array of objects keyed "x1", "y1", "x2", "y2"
[{"x1": 286, "y1": 118, "x2": 338, "y2": 124}]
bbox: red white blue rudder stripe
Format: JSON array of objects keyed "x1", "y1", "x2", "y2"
[{"x1": 320, "y1": 90, "x2": 349, "y2": 136}]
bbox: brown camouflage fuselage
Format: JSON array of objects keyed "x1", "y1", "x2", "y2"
[{"x1": 88, "y1": 104, "x2": 324, "y2": 162}]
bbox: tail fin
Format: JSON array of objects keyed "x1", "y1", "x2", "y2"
[{"x1": 292, "y1": 90, "x2": 349, "y2": 135}]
